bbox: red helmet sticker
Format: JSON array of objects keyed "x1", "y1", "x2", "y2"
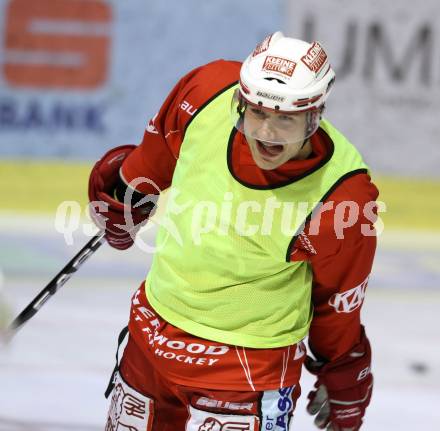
[
  {"x1": 301, "y1": 42, "x2": 328, "y2": 74},
  {"x1": 262, "y1": 56, "x2": 296, "y2": 78},
  {"x1": 252, "y1": 34, "x2": 273, "y2": 57}
]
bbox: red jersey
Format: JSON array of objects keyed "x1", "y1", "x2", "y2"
[{"x1": 120, "y1": 60, "x2": 379, "y2": 362}]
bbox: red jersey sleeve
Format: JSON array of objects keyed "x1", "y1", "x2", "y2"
[
  {"x1": 119, "y1": 66, "x2": 201, "y2": 194},
  {"x1": 120, "y1": 60, "x2": 241, "y2": 195},
  {"x1": 291, "y1": 173, "x2": 379, "y2": 361}
]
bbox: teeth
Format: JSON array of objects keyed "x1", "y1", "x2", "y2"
[{"x1": 258, "y1": 141, "x2": 282, "y2": 155}]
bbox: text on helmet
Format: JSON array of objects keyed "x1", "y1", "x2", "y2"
[
  {"x1": 256, "y1": 91, "x2": 285, "y2": 102},
  {"x1": 301, "y1": 42, "x2": 328, "y2": 74},
  {"x1": 262, "y1": 56, "x2": 297, "y2": 78}
]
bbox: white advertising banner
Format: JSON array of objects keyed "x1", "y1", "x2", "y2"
[
  {"x1": 1, "y1": 0, "x2": 437, "y2": 176},
  {"x1": 0, "y1": 0, "x2": 279, "y2": 158},
  {"x1": 284, "y1": 0, "x2": 440, "y2": 176}
]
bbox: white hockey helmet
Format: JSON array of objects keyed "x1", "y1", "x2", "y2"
[
  {"x1": 231, "y1": 32, "x2": 335, "y2": 146},
  {"x1": 239, "y1": 32, "x2": 335, "y2": 113}
]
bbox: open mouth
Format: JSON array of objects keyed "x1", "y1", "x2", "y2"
[{"x1": 256, "y1": 140, "x2": 284, "y2": 158}]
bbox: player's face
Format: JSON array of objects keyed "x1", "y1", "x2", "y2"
[{"x1": 243, "y1": 107, "x2": 308, "y2": 170}]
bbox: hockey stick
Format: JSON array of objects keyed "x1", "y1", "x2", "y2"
[{"x1": 5, "y1": 231, "x2": 106, "y2": 341}]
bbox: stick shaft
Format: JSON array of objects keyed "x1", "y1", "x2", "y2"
[{"x1": 8, "y1": 231, "x2": 105, "y2": 336}]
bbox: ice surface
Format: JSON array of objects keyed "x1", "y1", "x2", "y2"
[{"x1": 0, "y1": 215, "x2": 439, "y2": 430}]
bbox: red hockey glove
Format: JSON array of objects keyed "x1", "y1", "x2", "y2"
[
  {"x1": 305, "y1": 327, "x2": 373, "y2": 430},
  {"x1": 88, "y1": 145, "x2": 153, "y2": 250}
]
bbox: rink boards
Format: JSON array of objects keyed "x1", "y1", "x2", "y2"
[{"x1": 0, "y1": 162, "x2": 439, "y2": 430}]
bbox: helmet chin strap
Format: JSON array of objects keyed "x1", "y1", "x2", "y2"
[{"x1": 300, "y1": 138, "x2": 309, "y2": 149}]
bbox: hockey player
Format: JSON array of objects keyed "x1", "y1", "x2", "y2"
[{"x1": 89, "y1": 32, "x2": 377, "y2": 430}]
